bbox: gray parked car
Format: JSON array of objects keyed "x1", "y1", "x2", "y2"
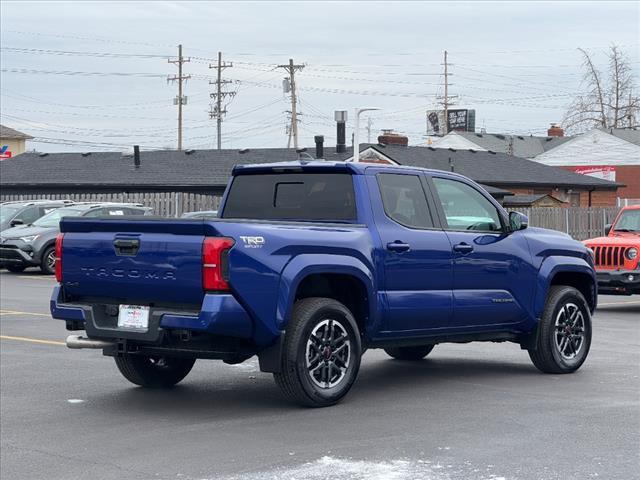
[
  {"x1": 180, "y1": 210, "x2": 218, "y2": 219},
  {"x1": 0, "y1": 200, "x2": 73, "y2": 232},
  {"x1": 0, "y1": 203, "x2": 151, "y2": 274}
]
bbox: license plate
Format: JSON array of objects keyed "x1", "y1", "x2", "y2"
[{"x1": 117, "y1": 305, "x2": 150, "y2": 331}]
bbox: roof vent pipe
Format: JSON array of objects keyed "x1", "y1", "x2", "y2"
[
  {"x1": 314, "y1": 135, "x2": 324, "y2": 159},
  {"x1": 335, "y1": 110, "x2": 347, "y2": 153},
  {"x1": 133, "y1": 145, "x2": 140, "y2": 168}
]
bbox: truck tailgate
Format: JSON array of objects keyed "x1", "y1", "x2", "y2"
[{"x1": 60, "y1": 218, "x2": 214, "y2": 306}]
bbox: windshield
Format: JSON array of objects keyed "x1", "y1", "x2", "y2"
[
  {"x1": 0, "y1": 205, "x2": 21, "y2": 223},
  {"x1": 32, "y1": 207, "x2": 84, "y2": 228},
  {"x1": 614, "y1": 209, "x2": 640, "y2": 232}
]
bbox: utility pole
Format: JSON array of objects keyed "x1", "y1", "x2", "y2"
[
  {"x1": 209, "y1": 51, "x2": 235, "y2": 150},
  {"x1": 278, "y1": 59, "x2": 304, "y2": 149},
  {"x1": 168, "y1": 44, "x2": 191, "y2": 150}
]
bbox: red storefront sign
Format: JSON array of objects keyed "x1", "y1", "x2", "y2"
[{"x1": 571, "y1": 165, "x2": 616, "y2": 182}]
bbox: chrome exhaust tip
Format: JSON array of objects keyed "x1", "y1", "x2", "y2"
[{"x1": 66, "y1": 335, "x2": 115, "y2": 350}]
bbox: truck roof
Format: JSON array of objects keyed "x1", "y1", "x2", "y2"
[{"x1": 232, "y1": 160, "x2": 466, "y2": 180}]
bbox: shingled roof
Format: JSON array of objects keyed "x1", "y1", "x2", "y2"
[
  {"x1": 431, "y1": 131, "x2": 570, "y2": 158},
  {"x1": 0, "y1": 124, "x2": 33, "y2": 140},
  {"x1": 365, "y1": 145, "x2": 622, "y2": 189},
  {"x1": 0, "y1": 144, "x2": 621, "y2": 192},
  {"x1": 0, "y1": 147, "x2": 351, "y2": 189}
]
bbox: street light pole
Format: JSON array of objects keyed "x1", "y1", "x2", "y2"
[{"x1": 353, "y1": 107, "x2": 380, "y2": 162}]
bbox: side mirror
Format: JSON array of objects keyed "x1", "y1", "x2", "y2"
[
  {"x1": 604, "y1": 224, "x2": 612, "y2": 236},
  {"x1": 10, "y1": 219, "x2": 24, "y2": 227},
  {"x1": 508, "y1": 211, "x2": 528, "y2": 232}
]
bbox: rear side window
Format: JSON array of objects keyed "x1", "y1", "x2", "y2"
[
  {"x1": 377, "y1": 173, "x2": 433, "y2": 229},
  {"x1": 222, "y1": 173, "x2": 356, "y2": 221},
  {"x1": 126, "y1": 208, "x2": 147, "y2": 216}
]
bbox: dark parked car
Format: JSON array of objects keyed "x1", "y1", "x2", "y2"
[
  {"x1": 0, "y1": 203, "x2": 151, "y2": 274},
  {"x1": 0, "y1": 200, "x2": 73, "y2": 232}
]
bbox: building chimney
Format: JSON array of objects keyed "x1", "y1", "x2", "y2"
[
  {"x1": 547, "y1": 123, "x2": 564, "y2": 137},
  {"x1": 377, "y1": 129, "x2": 408, "y2": 146},
  {"x1": 133, "y1": 145, "x2": 140, "y2": 168},
  {"x1": 314, "y1": 135, "x2": 324, "y2": 159},
  {"x1": 335, "y1": 110, "x2": 347, "y2": 153}
]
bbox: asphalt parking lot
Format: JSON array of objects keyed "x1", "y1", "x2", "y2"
[{"x1": 1, "y1": 270, "x2": 639, "y2": 480}]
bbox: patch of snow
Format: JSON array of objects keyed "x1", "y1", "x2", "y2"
[
  {"x1": 213, "y1": 456, "x2": 511, "y2": 480},
  {"x1": 228, "y1": 360, "x2": 258, "y2": 372}
]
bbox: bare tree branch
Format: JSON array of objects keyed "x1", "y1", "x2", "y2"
[{"x1": 564, "y1": 45, "x2": 639, "y2": 133}]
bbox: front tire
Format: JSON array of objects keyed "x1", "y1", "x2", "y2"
[
  {"x1": 114, "y1": 354, "x2": 195, "y2": 388},
  {"x1": 273, "y1": 297, "x2": 362, "y2": 407},
  {"x1": 528, "y1": 285, "x2": 592, "y2": 374},
  {"x1": 385, "y1": 345, "x2": 435, "y2": 361},
  {"x1": 40, "y1": 246, "x2": 56, "y2": 275}
]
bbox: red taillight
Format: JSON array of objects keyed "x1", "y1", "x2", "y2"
[
  {"x1": 202, "y1": 237, "x2": 234, "y2": 291},
  {"x1": 55, "y1": 233, "x2": 64, "y2": 282}
]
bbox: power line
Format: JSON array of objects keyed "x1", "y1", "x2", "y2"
[
  {"x1": 0, "y1": 46, "x2": 169, "y2": 58},
  {"x1": 0, "y1": 68, "x2": 167, "y2": 78}
]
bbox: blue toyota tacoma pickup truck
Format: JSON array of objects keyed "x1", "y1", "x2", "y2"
[{"x1": 51, "y1": 161, "x2": 596, "y2": 407}]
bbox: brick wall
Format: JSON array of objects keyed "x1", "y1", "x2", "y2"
[
  {"x1": 557, "y1": 165, "x2": 640, "y2": 201},
  {"x1": 580, "y1": 190, "x2": 618, "y2": 207},
  {"x1": 615, "y1": 166, "x2": 640, "y2": 198}
]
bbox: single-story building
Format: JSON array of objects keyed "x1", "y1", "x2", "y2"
[
  {"x1": 354, "y1": 143, "x2": 622, "y2": 207},
  {"x1": 0, "y1": 142, "x2": 622, "y2": 207},
  {"x1": 502, "y1": 194, "x2": 567, "y2": 208},
  {"x1": 532, "y1": 128, "x2": 640, "y2": 203}
]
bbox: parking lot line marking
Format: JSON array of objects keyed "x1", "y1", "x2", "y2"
[
  {"x1": 16, "y1": 276, "x2": 56, "y2": 281},
  {"x1": 598, "y1": 300, "x2": 640, "y2": 306},
  {"x1": 0, "y1": 335, "x2": 65, "y2": 346},
  {"x1": 0, "y1": 309, "x2": 51, "y2": 317}
]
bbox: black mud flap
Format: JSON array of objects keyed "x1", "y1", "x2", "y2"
[
  {"x1": 258, "y1": 336, "x2": 284, "y2": 373},
  {"x1": 519, "y1": 322, "x2": 540, "y2": 350}
]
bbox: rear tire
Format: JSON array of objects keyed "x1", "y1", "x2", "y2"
[
  {"x1": 40, "y1": 246, "x2": 56, "y2": 275},
  {"x1": 114, "y1": 354, "x2": 195, "y2": 388},
  {"x1": 528, "y1": 285, "x2": 592, "y2": 374},
  {"x1": 385, "y1": 345, "x2": 435, "y2": 361},
  {"x1": 6, "y1": 266, "x2": 26, "y2": 273},
  {"x1": 273, "y1": 297, "x2": 362, "y2": 407}
]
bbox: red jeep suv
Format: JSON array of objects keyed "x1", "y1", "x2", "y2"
[{"x1": 584, "y1": 205, "x2": 640, "y2": 295}]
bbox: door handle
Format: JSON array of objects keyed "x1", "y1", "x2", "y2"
[
  {"x1": 386, "y1": 241, "x2": 411, "y2": 253},
  {"x1": 453, "y1": 242, "x2": 474, "y2": 254},
  {"x1": 114, "y1": 238, "x2": 140, "y2": 256}
]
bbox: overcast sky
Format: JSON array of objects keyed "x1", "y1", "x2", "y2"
[{"x1": 1, "y1": 1, "x2": 638, "y2": 152}]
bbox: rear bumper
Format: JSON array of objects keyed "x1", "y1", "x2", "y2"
[
  {"x1": 596, "y1": 270, "x2": 640, "y2": 295},
  {"x1": 50, "y1": 285, "x2": 254, "y2": 340}
]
